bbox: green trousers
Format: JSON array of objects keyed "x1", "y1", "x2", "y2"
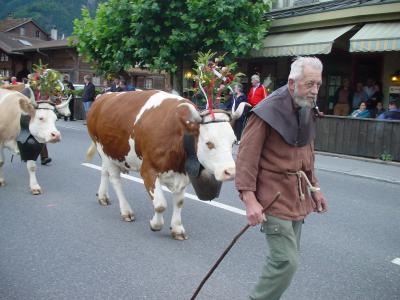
[{"x1": 249, "y1": 216, "x2": 303, "y2": 300}]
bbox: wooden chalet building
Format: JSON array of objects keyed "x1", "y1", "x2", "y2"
[{"x1": 0, "y1": 16, "x2": 167, "y2": 89}]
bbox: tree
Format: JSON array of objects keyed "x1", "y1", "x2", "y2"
[{"x1": 72, "y1": 0, "x2": 271, "y2": 91}]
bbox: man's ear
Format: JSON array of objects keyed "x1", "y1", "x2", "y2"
[{"x1": 288, "y1": 79, "x2": 295, "y2": 95}]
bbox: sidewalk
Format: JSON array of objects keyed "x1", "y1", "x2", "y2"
[{"x1": 315, "y1": 152, "x2": 400, "y2": 185}]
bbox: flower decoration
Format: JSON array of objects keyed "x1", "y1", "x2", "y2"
[
  {"x1": 28, "y1": 61, "x2": 65, "y2": 101},
  {"x1": 192, "y1": 51, "x2": 245, "y2": 117}
]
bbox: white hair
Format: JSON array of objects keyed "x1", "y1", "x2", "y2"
[
  {"x1": 251, "y1": 74, "x2": 260, "y2": 82},
  {"x1": 288, "y1": 56, "x2": 323, "y2": 81}
]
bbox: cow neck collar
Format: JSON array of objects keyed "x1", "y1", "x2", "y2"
[
  {"x1": 36, "y1": 101, "x2": 55, "y2": 111},
  {"x1": 200, "y1": 109, "x2": 231, "y2": 125}
]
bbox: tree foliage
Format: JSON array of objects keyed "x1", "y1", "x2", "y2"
[{"x1": 73, "y1": 0, "x2": 271, "y2": 76}]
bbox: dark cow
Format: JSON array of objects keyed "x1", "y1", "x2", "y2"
[{"x1": 86, "y1": 90, "x2": 246, "y2": 240}]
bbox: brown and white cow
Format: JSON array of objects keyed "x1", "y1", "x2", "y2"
[
  {"x1": 86, "y1": 90, "x2": 246, "y2": 240},
  {"x1": 0, "y1": 88, "x2": 63, "y2": 194}
]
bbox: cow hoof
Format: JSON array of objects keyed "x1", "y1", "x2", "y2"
[
  {"x1": 98, "y1": 197, "x2": 110, "y2": 206},
  {"x1": 0, "y1": 180, "x2": 5, "y2": 187},
  {"x1": 171, "y1": 232, "x2": 188, "y2": 241},
  {"x1": 31, "y1": 188, "x2": 42, "y2": 195},
  {"x1": 121, "y1": 213, "x2": 135, "y2": 222},
  {"x1": 150, "y1": 222, "x2": 163, "y2": 232}
]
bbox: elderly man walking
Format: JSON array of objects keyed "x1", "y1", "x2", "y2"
[{"x1": 235, "y1": 56, "x2": 328, "y2": 300}]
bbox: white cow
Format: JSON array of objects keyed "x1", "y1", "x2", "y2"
[{"x1": 0, "y1": 88, "x2": 66, "y2": 194}]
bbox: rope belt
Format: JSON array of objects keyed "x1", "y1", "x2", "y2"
[{"x1": 286, "y1": 170, "x2": 320, "y2": 201}]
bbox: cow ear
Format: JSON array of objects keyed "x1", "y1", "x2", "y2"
[
  {"x1": 19, "y1": 98, "x2": 35, "y2": 116},
  {"x1": 176, "y1": 105, "x2": 200, "y2": 134}
]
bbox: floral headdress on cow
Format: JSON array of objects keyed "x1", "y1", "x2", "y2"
[
  {"x1": 28, "y1": 61, "x2": 65, "y2": 101},
  {"x1": 192, "y1": 51, "x2": 245, "y2": 118}
]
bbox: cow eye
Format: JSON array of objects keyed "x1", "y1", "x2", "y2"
[{"x1": 206, "y1": 141, "x2": 215, "y2": 149}]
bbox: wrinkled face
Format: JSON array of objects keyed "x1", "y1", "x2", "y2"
[
  {"x1": 290, "y1": 65, "x2": 322, "y2": 108},
  {"x1": 196, "y1": 113, "x2": 236, "y2": 181},
  {"x1": 29, "y1": 103, "x2": 61, "y2": 143}
]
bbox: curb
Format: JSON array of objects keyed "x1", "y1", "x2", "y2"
[
  {"x1": 316, "y1": 167, "x2": 400, "y2": 185},
  {"x1": 316, "y1": 151, "x2": 400, "y2": 167}
]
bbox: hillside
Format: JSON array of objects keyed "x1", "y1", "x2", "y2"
[{"x1": 0, "y1": 0, "x2": 103, "y2": 37}]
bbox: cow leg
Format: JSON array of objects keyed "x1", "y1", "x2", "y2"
[
  {"x1": 149, "y1": 178, "x2": 167, "y2": 232},
  {"x1": 108, "y1": 163, "x2": 135, "y2": 222},
  {"x1": 27, "y1": 160, "x2": 41, "y2": 195},
  {"x1": 170, "y1": 189, "x2": 187, "y2": 240},
  {"x1": 4, "y1": 139, "x2": 19, "y2": 155},
  {"x1": 97, "y1": 162, "x2": 111, "y2": 206},
  {"x1": 0, "y1": 146, "x2": 5, "y2": 186}
]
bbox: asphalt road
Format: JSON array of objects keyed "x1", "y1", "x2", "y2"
[{"x1": 0, "y1": 120, "x2": 399, "y2": 300}]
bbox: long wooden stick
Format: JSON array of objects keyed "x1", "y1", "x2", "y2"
[{"x1": 191, "y1": 192, "x2": 281, "y2": 300}]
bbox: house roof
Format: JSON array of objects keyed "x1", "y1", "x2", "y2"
[
  {"x1": 16, "y1": 38, "x2": 71, "y2": 52},
  {"x1": 0, "y1": 32, "x2": 29, "y2": 53},
  {"x1": 0, "y1": 32, "x2": 68, "y2": 54},
  {"x1": 0, "y1": 17, "x2": 49, "y2": 38},
  {"x1": 0, "y1": 18, "x2": 31, "y2": 32}
]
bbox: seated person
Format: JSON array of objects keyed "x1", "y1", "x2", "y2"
[
  {"x1": 377, "y1": 101, "x2": 400, "y2": 120},
  {"x1": 351, "y1": 101, "x2": 371, "y2": 118},
  {"x1": 374, "y1": 102, "x2": 385, "y2": 118}
]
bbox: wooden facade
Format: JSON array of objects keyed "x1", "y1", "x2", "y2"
[{"x1": 315, "y1": 116, "x2": 400, "y2": 161}]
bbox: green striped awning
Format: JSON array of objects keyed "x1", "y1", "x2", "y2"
[
  {"x1": 252, "y1": 25, "x2": 354, "y2": 58},
  {"x1": 350, "y1": 22, "x2": 400, "y2": 52}
]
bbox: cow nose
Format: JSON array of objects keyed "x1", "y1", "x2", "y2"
[
  {"x1": 223, "y1": 167, "x2": 236, "y2": 180},
  {"x1": 50, "y1": 131, "x2": 61, "y2": 142}
]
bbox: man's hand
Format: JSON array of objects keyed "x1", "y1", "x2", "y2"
[
  {"x1": 242, "y1": 191, "x2": 266, "y2": 226},
  {"x1": 311, "y1": 190, "x2": 328, "y2": 213}
]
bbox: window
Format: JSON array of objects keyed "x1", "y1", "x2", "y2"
[
  {"x1": 20, "y1": 27, "x2": 25, "y2": 36},
  {"x1": 36, "y1": 30, "x2": 40, "y2": 38},
  {"x1": 272, "y1": 0, "x2": 294, "y2": 9},
  {"x1": 0, "y1": 69, "x2": 10, "y2": 77},
  {"x1": 0, "y1": 53, "x2": 9, "y2": 62},
  {"x1": 144, "y1": 78, "x2": 153, "y2": 89},
  {"x1": 18, "y1": 39, "x2": 32, "y2": 46},
  {"x1": 294, "y1": 0, "x2": 319, "y2": 7}
]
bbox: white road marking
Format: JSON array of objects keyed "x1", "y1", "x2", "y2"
[
  {"x1": 82, "y1": 163, "x2": 246, "y2": 216},
  {"x1": 391, "y1": 258, "x2": 400, "y2": 266}
]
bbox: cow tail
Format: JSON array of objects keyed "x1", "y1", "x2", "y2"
[{"x1": 86, "y1": 141, "x2": 96, "y2": 162}]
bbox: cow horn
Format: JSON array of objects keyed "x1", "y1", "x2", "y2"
[
  {"x1": 232, "y1": 102, "x2": 251, "y2": 120},
  {"x1": 55, "y1": 94, "x2": 72, "y2": 109},
  {"x1": 177, "y1": 103, "x2": 202, "y2": 123}
]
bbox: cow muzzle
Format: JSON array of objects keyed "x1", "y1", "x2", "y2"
[
  {"x1": 221, "y1": 166, "x2": 236, "y2": 181},
  {"x1": 214, "y1": 165, "x2": 236, "y2": 181},
  {"x1": 49, "y1": 131, "x2": 61, "y2": 143}
]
